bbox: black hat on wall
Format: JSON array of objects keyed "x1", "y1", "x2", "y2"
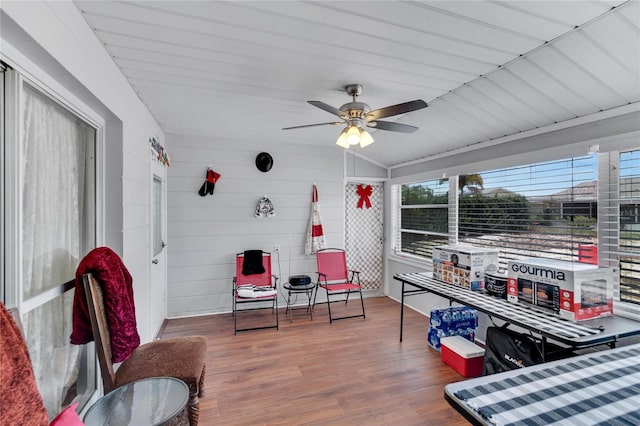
[{"x1": 255, "y1": 152, "x2": 273, "y2": 172}]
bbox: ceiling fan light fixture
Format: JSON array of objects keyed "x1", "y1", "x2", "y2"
[
  {"x1": 336, "y1": 128, "x2": 350, "y2": 148},
  {"x1": 358, "y1": 128, "x2": 374, "y2": 148},
  {"x1": 336, "y1": 124, "x2": 375, "y2": 149},
  {"x1": 346, "y1": 125, "x2": 361, "y2": 146}
]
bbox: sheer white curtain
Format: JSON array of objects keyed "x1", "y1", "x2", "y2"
[{"x1": 21, "y1": 84, "x2": 94, "y2": 418}]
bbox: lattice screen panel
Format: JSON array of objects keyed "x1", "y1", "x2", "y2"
[{"x1": 345, "y1": 183, "x2": 384, "y2": 291}]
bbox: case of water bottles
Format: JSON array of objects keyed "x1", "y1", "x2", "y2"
[{"x1": 427, "y1": 306, "x2": 478, "y2": 351}]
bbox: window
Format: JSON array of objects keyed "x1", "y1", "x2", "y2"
[
  {"x1": 394, "y1": 150, "x2": 640, "y2": 309},
  {"x1": 2, "y1": 68, "x2": 98, "y2": 419},
  {"x1": 394, "y1": 155, "x2": 599, "y2": 266},
  {"x1": 619, "y1": 149, "x2": 640, "y2": 304},
  {"x1": 395, "y1": 179, "x2": 450, "y2": 259},
  {"x1": 458, "y1": 155, "x2": 598, "y2": 266}
]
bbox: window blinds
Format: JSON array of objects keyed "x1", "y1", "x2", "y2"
[{"x1": 458, "y1": 154, "x2": 598, "y2": 267}]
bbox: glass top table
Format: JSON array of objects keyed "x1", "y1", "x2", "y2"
[{"x1": 83, "y1": 377, "x2": 189, "y2": 426}]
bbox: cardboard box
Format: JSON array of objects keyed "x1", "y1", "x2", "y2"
[
  {"x1": 507, "y1": 258, "x2": 614, "y2": 321},
  {"x1": 440, "y1": 336, "x2": 485, "y2": 378},
  {"x1": 432, "y1": 245, "x2": 499, "y2": 291}
]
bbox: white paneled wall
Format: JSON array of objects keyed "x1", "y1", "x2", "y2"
[
  {"x1": 1, "y1": 2, "x2": 164, "y2": 342},
  {"x1": 121, "y1": 124, "x2": 156, "y2": 340},
  {"x1": 166, "y1": 134, "x2": 347, "y2": 317}
]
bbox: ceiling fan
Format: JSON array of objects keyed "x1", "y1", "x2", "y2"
[{"x1": 283, "y1": 84, "x2": 428, "y2": 149}]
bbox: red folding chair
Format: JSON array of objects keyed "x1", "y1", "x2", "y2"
[
  {"x1": 232, "y1": 250, "x2": 279, "y2": 334},
  {"x1": 313, "y1": 248, "x2": 366, "y2": 323}
]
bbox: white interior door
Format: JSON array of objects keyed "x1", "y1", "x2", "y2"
[{"x1": 150, "y1": 161, "x2": 167, "y2": 334}]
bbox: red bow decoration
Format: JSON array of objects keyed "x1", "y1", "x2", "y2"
[{"x1": 356, "y1": 184, "x2": 372, "y2": 209}]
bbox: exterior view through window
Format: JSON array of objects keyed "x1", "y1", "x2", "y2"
[
  {"x1": 395, "y1": 150, "x2": 640, "y2": 306},
  {"x1": 456, "y1": 155, "x2": 597, "y2": 265},
  {"x1": 398, "y1": 178, "x2": 449, "y2": 259}
]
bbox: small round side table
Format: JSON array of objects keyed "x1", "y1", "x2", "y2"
[
  {"x1": 83, "y1": 376, "x2": 189, "y2": 426},
  {"x1": 283, "y1": 280, "x2": 316, "y2": 322}
]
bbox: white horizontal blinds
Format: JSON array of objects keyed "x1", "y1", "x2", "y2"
[
  {"x1": 597, "y1": 152, "x2": 618, "y2": 303},
  {"x1": 391, "y1": 184, "x2": 400, "y2": 253},
  {"x1": 619, "y1": 149, "x2": 640, "y2": 304},
  {"x1": 457, "y1": 154, "x2": 598, "y2": 267},
  {"x1": 449, "y1": 175, "x2": 459, "y2": 245},
  {"x1": 399, "y1": 179, "x2": 449, "y2": 258}
]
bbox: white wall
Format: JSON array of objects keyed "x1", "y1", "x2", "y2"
[
  {"x1": 345, "y1": 151, "x2": 388, "y2": 179},
  {"x1": 1, "y1": 1, "x2": 392, "y2": 328},
  {"x1": 1, "y1": 1, "x2": 164, "y2": 342},
  {"x1": 166, "y1": 134, "x2": 350, "y2": 317}
]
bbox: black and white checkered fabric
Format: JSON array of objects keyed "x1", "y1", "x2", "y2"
[
  {"x1": 395, "y1": 273, "x2": 602, "y2": 340},
  {"x1": 454, "y1": 345, "x2": 640, "y2": 426}
]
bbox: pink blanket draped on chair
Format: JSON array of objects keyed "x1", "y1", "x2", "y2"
[{"x1": 70, "y1": 247, "x2": 140, "y2": 363}]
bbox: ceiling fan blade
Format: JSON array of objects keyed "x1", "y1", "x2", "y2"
[
  {"x1": 282, "y1": 121, "x2": 343, "y2": 130},
  {"x1": 365, "y1": 100, "x2": 427, "y2": 121},
  {"x1": 367, "y1": 120, "x2": 418, "y2": 133},
  {"x1": 308, "y1": 101, "x2": 350, "y2": 119}
]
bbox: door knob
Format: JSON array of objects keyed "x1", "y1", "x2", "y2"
[{"x1": 152, "y1": 259, "x2": 159, "y2": 264}]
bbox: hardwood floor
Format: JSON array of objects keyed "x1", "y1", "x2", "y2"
[{"x1": 160, "y1": 297, "x2": 471, "y2": 425}]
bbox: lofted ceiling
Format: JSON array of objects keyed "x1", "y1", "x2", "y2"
[{"x1": 74, "y1": 1, "x2": 640, "y2": 168}]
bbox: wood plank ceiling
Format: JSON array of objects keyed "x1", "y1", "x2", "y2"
[{"x1": 75, "y1": 1, "x2": 640, "y2": 168}]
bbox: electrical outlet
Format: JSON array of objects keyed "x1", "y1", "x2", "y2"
[{"x1": 274, "y1": 244, "x2": 280, "y2": 252}]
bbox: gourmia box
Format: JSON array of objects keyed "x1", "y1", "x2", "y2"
[
  {"x1": 507, "y1": 258, "x2": 614, "y2": 321},
  {"x1": 433, "y1": 245, "x2": 499, "y2": 291}
]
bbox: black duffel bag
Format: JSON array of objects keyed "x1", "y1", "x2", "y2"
[{"x1": 483, "y1": 325, "x2": 543, "y2": 375}]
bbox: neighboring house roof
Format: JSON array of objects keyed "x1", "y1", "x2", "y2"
[
  {"x1": 480, "y1": 187, "x2": 518, "y2": 197},
  {"x1": 476, "y1": 178, "x2": 639, "y2": 204},
  {"x1": 544, "y1": 181, "x2": 597, "y2": 202}
]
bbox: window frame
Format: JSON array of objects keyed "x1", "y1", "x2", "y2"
[
  {"x1": 1, "y1": 62, "x2": 106, "y2": 415},
  {"x1": 394, "y1": 178, "x2": 454, "y2": 260}
]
